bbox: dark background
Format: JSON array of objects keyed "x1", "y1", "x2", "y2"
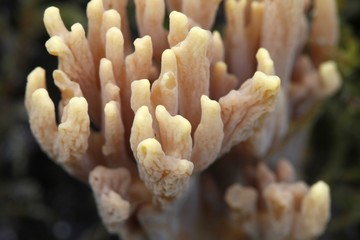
[{"x1": 0, "y1": 0, "x2": 359, "y2": 239}]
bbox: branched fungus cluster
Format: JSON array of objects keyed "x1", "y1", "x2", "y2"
[{"x1": 25, "y1": 0, "x2": 341, "y2": 239}]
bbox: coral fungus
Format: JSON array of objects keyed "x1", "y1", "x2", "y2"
[{"x1": 25, "y1": 0, "x2": 341, "y2": 239}]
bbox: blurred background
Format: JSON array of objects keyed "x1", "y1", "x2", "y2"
[{"x1": 0, "y1": 0, "x2": 359, "y2": 239}]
